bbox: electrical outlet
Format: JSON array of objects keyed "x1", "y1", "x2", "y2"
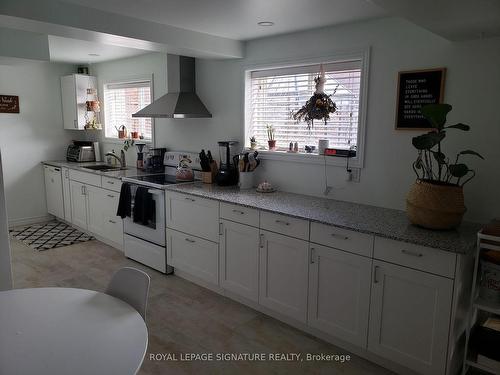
[{"x1": 350, "y1": 168, "x2": 361, "y2": 183}]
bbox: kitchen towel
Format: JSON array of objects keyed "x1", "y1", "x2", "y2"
[
  {"x1": 133, "y1": 187, "x2": 156, "y2": 226},
  {"x1": 117, "y1": 182, "x2": 131, "y2": 218}
]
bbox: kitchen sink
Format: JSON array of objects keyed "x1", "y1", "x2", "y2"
[{"x1": 82, "y1": 165, "x2": 126, "y2": 172}]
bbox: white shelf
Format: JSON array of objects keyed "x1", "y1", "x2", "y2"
[
  {"x1": 466, "y1": 359, "x2": 498, "y2": 374},
  {"x1": 479, "y1": 230, "x2": 500, "y2": 252},
  {"x1": 474, "y1": 297, "x2": 500, "y2": 315}
]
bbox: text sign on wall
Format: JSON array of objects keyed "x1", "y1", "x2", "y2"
[
  {"x1": 395, "y1": 68, "x2": 446, "y2": 129},
  {"x1": 0, "y1": 95, "x2": 20, "y2": 114}
]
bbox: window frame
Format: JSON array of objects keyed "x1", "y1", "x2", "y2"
[
  {"x1": 102, "y1": 75, "x2": 155, "y2": 144},
  {"x1": 243, "y1": 48, "x2": 370, "y2": 168}
]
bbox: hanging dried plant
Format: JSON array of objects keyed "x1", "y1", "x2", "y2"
[{"x1": 292, "y1": 69, "x2": 338, "y2": 130}]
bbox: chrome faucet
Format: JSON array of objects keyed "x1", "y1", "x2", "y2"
[{"x1": 105, "y1": 150, "x2": 126, "y2": 169}]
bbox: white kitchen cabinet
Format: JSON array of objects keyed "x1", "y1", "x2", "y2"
[
  {"x1": 70, "y1": 180, "x2": 88, "y2": 230},
  {"x1": 259, "y1": 230, "x2": 309, "y2": 323},
  {"x1": 167, "y1": 228, "x2": 219, "y2": 285},
  {"x1": 61, "y1": 74, "x2": 97, "y2": 130},
  {"x1": 220, "y1": 219, "x2": 259, "y2": 302},
  {"x1": 62, "y1": 167, "x2": 71, "y2": 222},
  {"x1": 308, "y1": 244, "x2": 372, "y2": 347},
  {"x1": 368, "y1": 260, "x2": 453, "y2": 375},
  {"x1": 44, "y1": 165, "x2": 64, "y2": 220},
  {"x1": 86, "y1": 184, "x2": 104, "y2": 236},
  {"x1": 166, "y1": 192, "x2": 219, "y2": 242}
]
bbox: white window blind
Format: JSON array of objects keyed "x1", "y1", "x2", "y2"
[
  {"x1": 104, "y1": 80, "x2": 152, "y2": 140},
  {"x1": 248, "y1": 60, "x2": 362, "y2": 152}
]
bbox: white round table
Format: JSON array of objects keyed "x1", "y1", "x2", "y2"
[{"x1": 0, "y1": 287, "x2": 148, "y2": 375}]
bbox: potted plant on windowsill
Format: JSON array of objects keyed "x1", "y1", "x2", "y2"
[
  {"x1": 406, "y1": 103, "x2": 484, "y2": 230},
  {"x1": 266, "y1": 125, "x2": 276, "y2": 151}
]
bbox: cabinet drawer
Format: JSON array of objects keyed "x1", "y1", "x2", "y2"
[
  {"x1": 220, "y1": 203, "x2": 259, "y2": 227},
  {"x1": 101, "y1": 176, "x2": 122, "y2": 192},
  {"x1": 310, "y1": 222, "x2": 374, "y2": 257},
  {"x1": 166, "y1": 192, "x2": 219, "y2": 242},
  {"x1": 260, "y1": 211, "x2": 309, "y2": 240},
  {"x1": 69, "y1": 169, "x2": 101, "y2": 187},
  {"x1": 374, "y1": 237, "x2": 456, "y2": 278},
  {"x1": 167, "y1": 229, "x2": 219, "y2": 285}
]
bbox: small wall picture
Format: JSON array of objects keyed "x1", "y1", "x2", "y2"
[
  {"x1": 0, "y1": 95, "x2": 20, "y2": 114},
  {"x1": 395, "y1": 68, "x2": 446, "y2": 130}
]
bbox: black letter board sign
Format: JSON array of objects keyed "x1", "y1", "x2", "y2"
[{"x1": 395, "y1": 68, "x2": 446, "y2": 129}]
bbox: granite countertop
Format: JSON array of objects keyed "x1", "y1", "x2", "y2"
[
  {"x1": 42, "y1": 161, "x2": 150, "y2": 179},
  {"x1": 165, "y1": 182, "x2": 481, "y2": 254}
]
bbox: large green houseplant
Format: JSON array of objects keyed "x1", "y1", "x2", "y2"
[{"x1": 406, "y1": 103, "x2": 483, "y2": 229}]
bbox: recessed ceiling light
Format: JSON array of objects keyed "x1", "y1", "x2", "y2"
[
  {"x1": 258, "y1": 21, "x2": 274, "y2": 27},
  {"x1": 88, "y1": 53, "x2": 100, "y2": 57}
]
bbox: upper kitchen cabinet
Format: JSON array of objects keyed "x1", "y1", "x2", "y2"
[{"x1": 61, "y1": 74, "x2": 97, "y2": 130}]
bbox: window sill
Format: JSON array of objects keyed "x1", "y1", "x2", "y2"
[
  {"x1": 103, "y1": 137, "x2": 152, "y2": 145},
  {"x1": 248, "y1": 149, "x2": 362, "y2": 168}
]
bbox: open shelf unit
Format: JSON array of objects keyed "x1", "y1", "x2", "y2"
[{"x1": 463, "y1": 230, "x2": 500, "y2": 375}]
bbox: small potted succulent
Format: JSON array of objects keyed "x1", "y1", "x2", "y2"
[
  {"x1": 249, "y1": 136, "x2": 258, "y2": 150},
  {"x1": 406, "y1": 103, "x2": 483, "y2": 230},
  {"x1": 266, "y1": 125, "x2": 276, "y2": 151}
]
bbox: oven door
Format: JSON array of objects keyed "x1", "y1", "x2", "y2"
[{"x1": 123, "y1": 186, "x2": 165, "y2": 246}]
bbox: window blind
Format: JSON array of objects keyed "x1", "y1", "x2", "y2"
[
  {"x1": 104, "y1": 80, "x2": 152, "y2": 140},
  {"x1": 248, "y1": 60, "x2": 362, "y2": 151}
]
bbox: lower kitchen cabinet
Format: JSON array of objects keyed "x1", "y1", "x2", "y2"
[
  {"x1": 259, "y1": 230, "x2": 309, "y2": 323},
  {"x1": 62, "y1": 167, "x2": 71, "y2": 222},
  {"x1": 166, "y1": 229, "x2": 219, "y2": 285},
  {"x1": 44, "y1": 165, "x2": 64, "y2": 220},
  {"x1": 219, "y1": 219, "x2": 259, "y2": 302},
  {"x1": 308, "y1": 244, "x2": 371, "y2": 347},
  {"x1": 70, "y1": 180, "x2": 88, "y2": 230},
  {"x1": 86, "y1": 186, "x2": 123, "y2": 245},
  {"x1": 367, "y1": 260, "x2": 453, "y2": 375}
]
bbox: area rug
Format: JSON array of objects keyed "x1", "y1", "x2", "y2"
[{"x1": 10, "y1": 221, "x2": 93, "y2": 251}]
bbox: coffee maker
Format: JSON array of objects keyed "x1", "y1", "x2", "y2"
[{"x1": 215, "y1": 141, "x2": 239, "y2": 186}]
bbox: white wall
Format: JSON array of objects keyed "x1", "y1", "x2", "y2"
[
  {"x1": 88, "y1": 53, "x2": 168, "y2": 165},
  {"x1": 162, "y1": 17, "x2": 500, "y2": 223},
  {"x1": 0, "y1": 61, "x2": 82, "y2": 225}
]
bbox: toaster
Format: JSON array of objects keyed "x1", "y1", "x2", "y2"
[{"x1": 66, "y1": 142, "x2": 96, "y2": 162}]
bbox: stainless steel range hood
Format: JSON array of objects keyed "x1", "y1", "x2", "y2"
[{"x1": 132, "y1": 55, "x2": 212, "y2": 119}]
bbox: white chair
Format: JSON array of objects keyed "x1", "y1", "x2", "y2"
[{"x1": 106, "y1": 267, "x2": 150, "y2": 320}]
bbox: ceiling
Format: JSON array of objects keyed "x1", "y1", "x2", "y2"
[
  {"x1": 59, "y1": 0, "x2": 387, "y2": 41},
  {"x1": 48, "y1": 36, "x2": 148, "y2": 63}
]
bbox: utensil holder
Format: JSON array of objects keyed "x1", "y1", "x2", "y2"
[{"x1": 239, "y1": 171, "x2": 254, "y2": 189}]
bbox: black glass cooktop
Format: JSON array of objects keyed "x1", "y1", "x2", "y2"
[{"x1": 129, "y1": 174, "x2": 179, "y2": 185}]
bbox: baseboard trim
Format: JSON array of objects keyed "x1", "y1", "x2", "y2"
[{"x1": 8, "y1": 215, "x2": 53, "y2": 228}]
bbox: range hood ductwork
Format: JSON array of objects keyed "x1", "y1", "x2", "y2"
[{"x1": 132, "y1": 55, "x2": 212, "y2": 119}]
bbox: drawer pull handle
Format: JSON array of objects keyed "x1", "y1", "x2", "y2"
[
  {"x1": 54, "y1": 168, "x2": 60, "y2": 172},
  {"x1": 275, "y1": 219, "x2": 290, "y2": 226},
  {"x1": 185, "y1": 238, "x2": 196, "y2": 243},
  {"x1": 109, "y1": 220, "x2": 116, "y2": 224},
  {"x1": 310, "y1": 248, "x2": 316, "y2": 264},
  {"x1": 331, "y1": 233, "x2": 349, "y2": 240},
  {"x1": 107, "y1": 181, "x2": 115, "y2": 184},
  {"x1": 107, "y1": 194, "x2": 115, "y2": 198},
  {"x1": 184, "y1": 197, "x2": 196, "y2": 202},
  {"x1": 219, "y1": 222, "x2": 223, "y2": 236},
  {"x1": 259, "y1": 233, "x2": 265, "y2": 248},
  {"x1": 232, "y1": 209, "x2": 245, "y2": 215},
  {"x1": 373, "y1": 265, "x2": 380, "y2": 284},
  {"x1": 401, "y1": 249, "x2": 423, "y2": 257}
]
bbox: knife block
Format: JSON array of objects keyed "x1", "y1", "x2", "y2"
[{"x1": 201, "y1": 171, "x2": 215, "y2": 184}]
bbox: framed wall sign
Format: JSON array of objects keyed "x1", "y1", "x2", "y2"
[
  {"x1": 395, "y1": 68, "x2": 446, "y2": 130},
  {"x1": 0, "y1": 95, "x2": 20, "y2": 114}
]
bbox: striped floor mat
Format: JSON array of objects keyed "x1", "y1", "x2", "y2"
[{"x1": 10, "y1": 221, "x2": 93, "y2": 251}]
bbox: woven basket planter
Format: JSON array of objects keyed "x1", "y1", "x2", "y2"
[{"x1": 406, "y1": 179, "x2": 466, "y2": 230}]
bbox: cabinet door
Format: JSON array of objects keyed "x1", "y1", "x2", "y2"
[
  {"x1": 86, "y1": 185, "x2": 105, "y2": 237},
  {"x1": 167, "y1": 229, "x2": 219, "y2": 285},
  {"x1": 44, "y1": 166, "x2": 64, "y2": 219},
  {"x1": 220, "y1": 220, "x2": 259, "y2": 302},
  {"x1": 308, "y1": 244, "x2": 371, "y2": 347},
  {"x1": 368, "y1": 260, "x2": 453, "y2": 375},
  {"x1": 62, "y1": 168, "x2": 72, "y2": 222},
  {"x1": 61, "y1": 75, "x2": 78, "y2": 129},
  {"x1": 166, "y1": 192, "x2": 219, "y2": 242},
  {"x1": 70, "y1": 181, "x2": 88, "y2": 230},
  {"x1": 101, "y1": 190, "x2": 123, "y2": 246},
  {"x1": 259, "y1": 230, "x2": 309, "y2": 323}
]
